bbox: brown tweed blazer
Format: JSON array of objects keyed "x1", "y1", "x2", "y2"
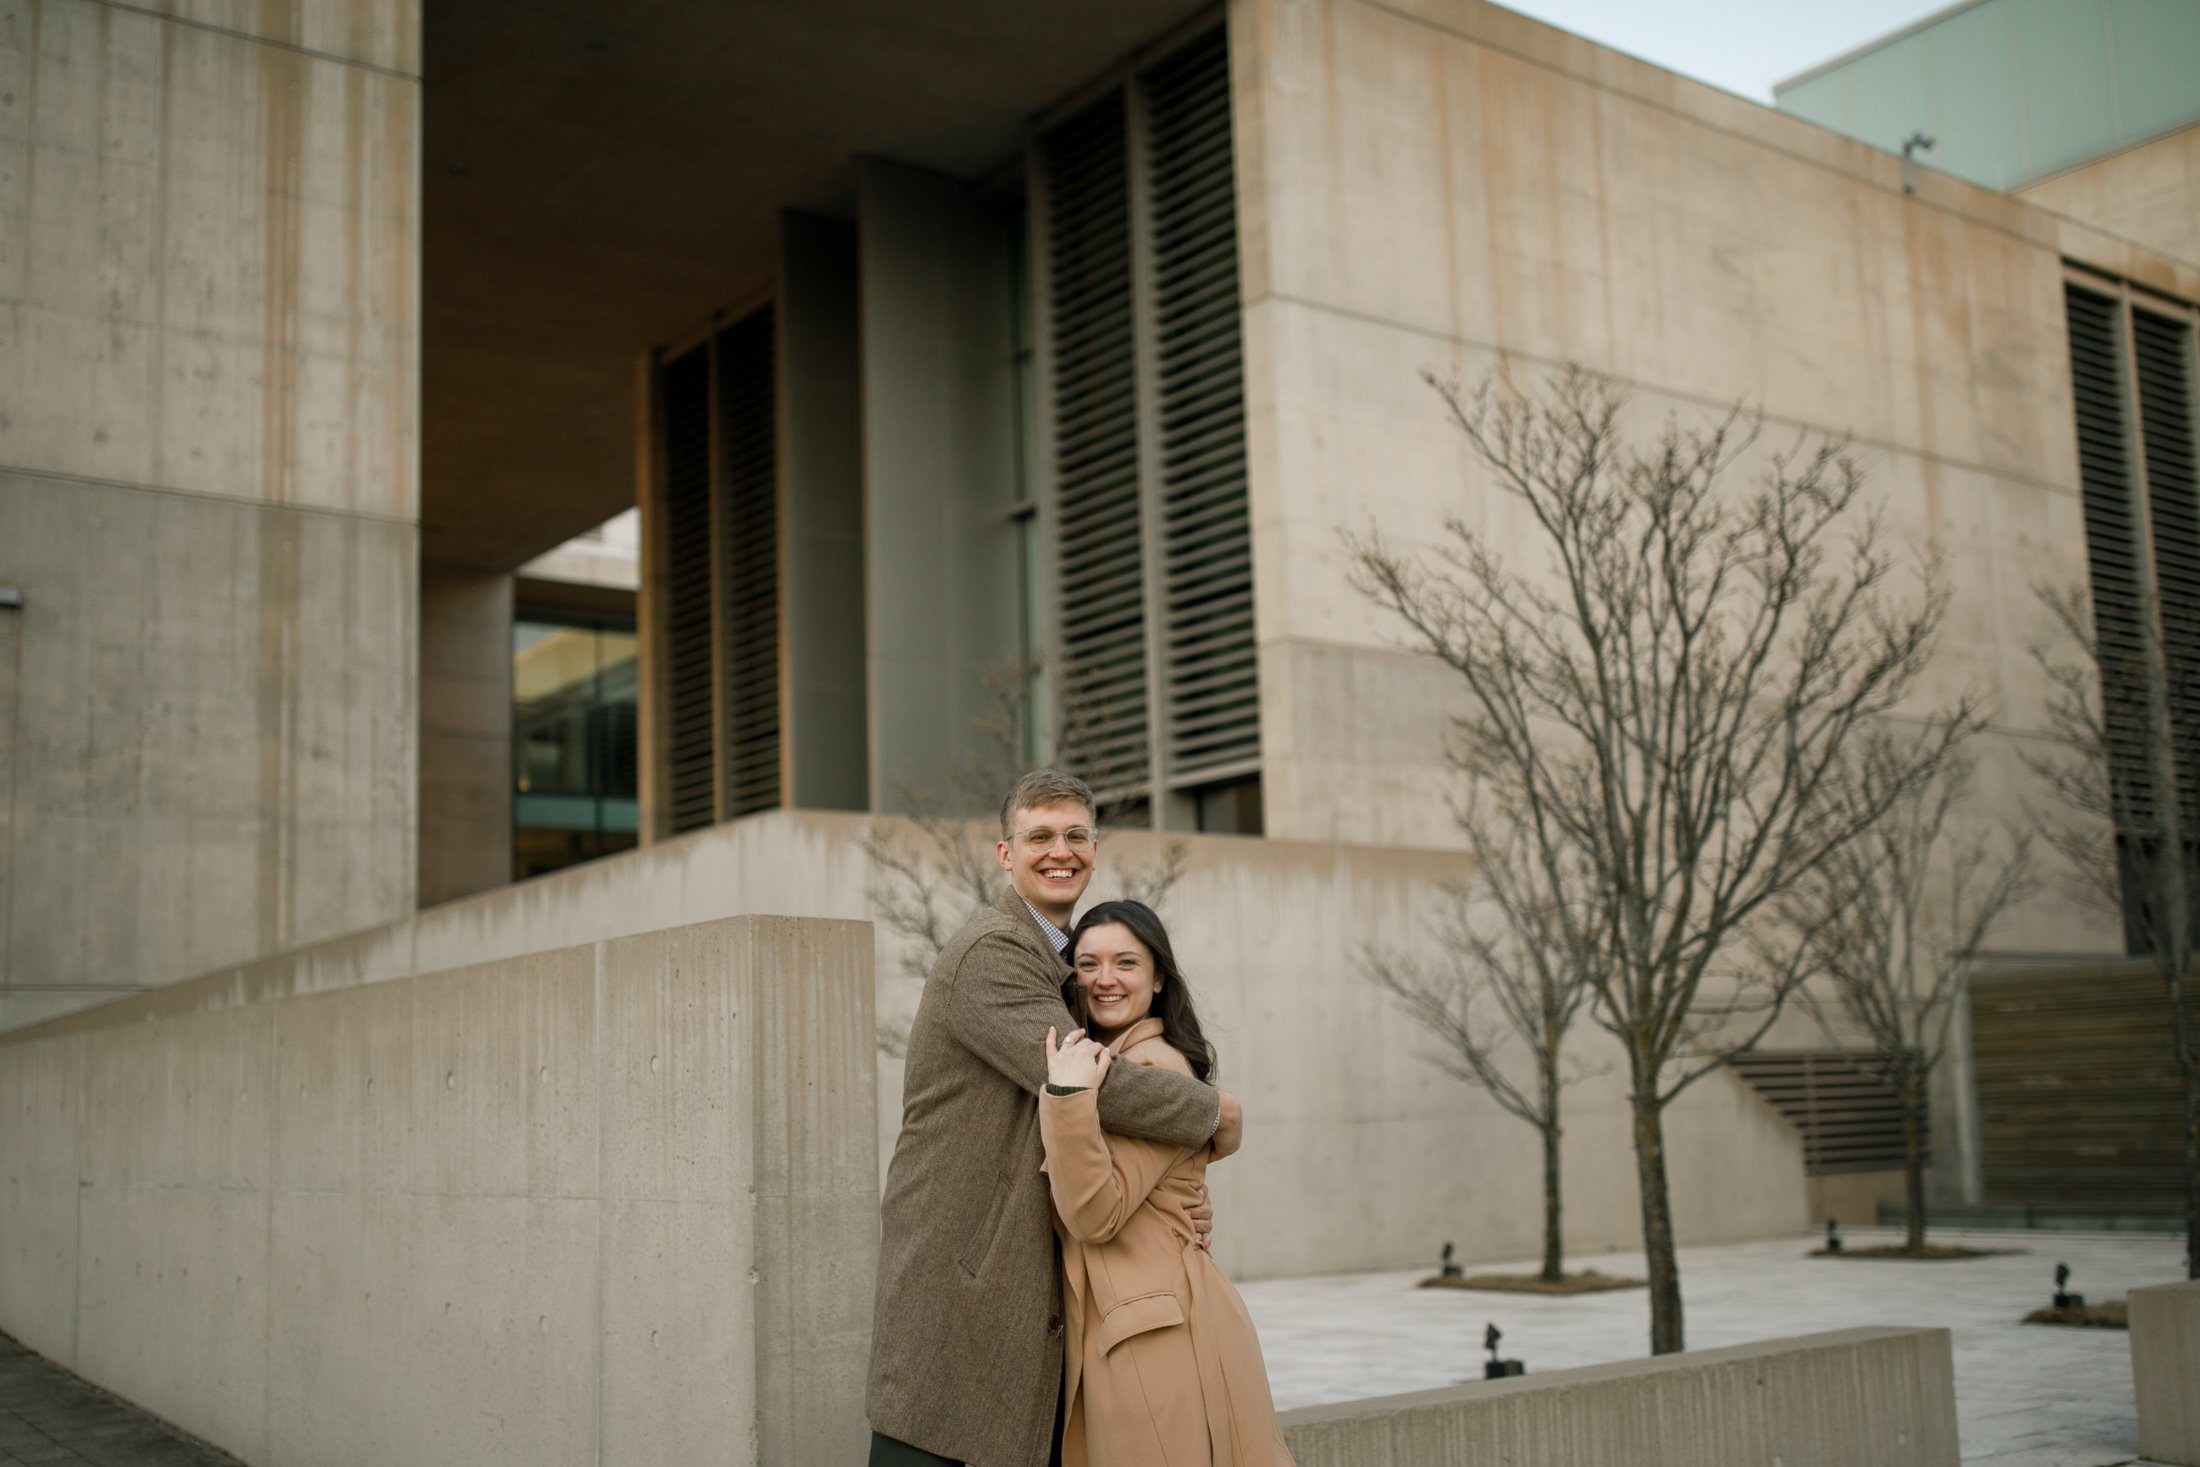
[{"x1": 867, "y1": 887, "x2": 1221, "y2": 1467}]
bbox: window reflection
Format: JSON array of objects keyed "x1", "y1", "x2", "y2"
[{"x1": 513, "y1": 613, "x2": 639, "y2": 879}]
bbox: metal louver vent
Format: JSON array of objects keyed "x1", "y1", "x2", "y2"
[
  {"x1": 661, "y1": 346, "x2": 716, "y2": 834},
  {"x1": 715, "y1": 309, "x2": 782, "y2": 818},
  {"x1": 1042, "y1": 95, "x2": 1151, "y2": 799},
  {"x1": 2133, "y1": 306, "x2": 2200, "y2": 838},
  {"x1": 1726, "y1": 1051, "x2": 1917, "y2": 1175},
  {"x1": 1142, "y1": 29, "x2": 1260, "y2": 783},
  {"x1": 2065, "y1": 285, "x2": 2157, "y2": 837}
]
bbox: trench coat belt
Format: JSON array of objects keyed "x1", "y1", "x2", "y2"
[{"x1": 1181, "y1": 1236, "x2": 1250, "y2": 1467}]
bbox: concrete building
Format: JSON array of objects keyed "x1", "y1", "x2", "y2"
[
  {"x1": 5, "y1": 0, "x2": 2199, "y2": 1300},
  {"x1": 1774, "y1": 0, "x2": 2200, "y2": 265}
]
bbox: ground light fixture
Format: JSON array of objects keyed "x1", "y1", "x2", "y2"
[{"x1": 1483, "y1": 1322, "x2": 1524, "y2": 1380}]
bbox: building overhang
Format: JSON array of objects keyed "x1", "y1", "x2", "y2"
[{"x1": 422, "y1": 0, "x2": 1216, "y2": 571}]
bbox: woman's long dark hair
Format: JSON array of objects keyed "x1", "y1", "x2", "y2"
[{"x1": 1064, "y1": 900, "x2": 1216, "y2": 1082}]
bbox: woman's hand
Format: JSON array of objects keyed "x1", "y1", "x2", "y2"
[{"x1": 1045, "y1": 1027, "x2": 1113, "y2": 1090}]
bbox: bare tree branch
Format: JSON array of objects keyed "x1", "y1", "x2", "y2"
[
  {"x1": 2026, "y1": 580, "x2": 2200, "y2": 1278},
  {"x1": 1346, "y1": 364, "x2": 1970, "y2": 1351},
  {"x1": 1779, "y1": 742, "x2": 2034, "y2": 1250}
]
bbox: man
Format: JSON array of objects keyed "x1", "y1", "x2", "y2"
[{"x1": 867, "y1": 770, "x2": 1242, "y2": 1467}]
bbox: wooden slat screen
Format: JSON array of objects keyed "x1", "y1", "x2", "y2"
[
  {"x1": 1041, "y1": 93, "x2": 1152, "y2": 801},
  {"x1": 660, "y1": 345, "x2": 717, "y2": 835},
  {"x1": 2064, "y1": 281, "x2": 2200, "y2": 950},
  {"x1": 2066, "y1": 284, "x2": 2157, "y2": 846},
  {"x1": 1035, "y1": 23, "x2": 1259, "y2": 811},
  {"x1": 2134, "y1": 306, "x2": 2200, "y2": 840},
  {"x1": 1970, "y1": 964, "x2": 2184, "y2": 1208},
  {"x1": 1142, "y1": 29, "x2": 1260, "y2": 784},
  {"x1": 715, "y1": 308, "x2": 782, "y2": 818},
  {"x1": 1725, "y1": 1051, "x2": 1915, "y2": 1175}
]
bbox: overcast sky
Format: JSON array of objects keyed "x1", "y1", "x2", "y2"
[{"x1": 1495, "y1": 0, "x2": 1957, "y2": 101}]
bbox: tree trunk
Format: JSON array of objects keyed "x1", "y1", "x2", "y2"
[
  {"x1": 2184, "y1": 1057, "x2": 2199, "y2": 1280},
  {"x1": 1540, "y1": 1109, "x2": 1565, "y2": 1284},
  {"x1": 1902, "y1": 1075, "x2": 1927, "y2": 1254},
  {"x1": 1632, "y1": 1091, "x2": 1684, "y2": 1354},
  {"x1": 2175, "y1": 1010, "x2": 2200, "y2": 1279}
]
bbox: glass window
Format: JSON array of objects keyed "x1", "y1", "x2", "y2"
[{"x1": 513, "y1": 611, "x2": 640, "y2": 880}]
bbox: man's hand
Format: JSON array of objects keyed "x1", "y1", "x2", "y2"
[
  {"x1": 1189, "y1": 1185, "x2": 1214, "y2": 1252},
  {"x1": 1210, "y1": 1091, "x2": 1243, "y2": 1161}
]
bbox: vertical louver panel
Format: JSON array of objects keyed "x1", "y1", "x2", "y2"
[
  {"x1": 1042, "y1": 95, "x2": 1151, "y2": 799},
  {"x1": 2065, "y1": 285, "x2": 2157, "y2": 839},
  {"x1": 1141, "y1": 30, "x2": 1259, "y2": 783},
  {"x1": 715, "y1": 308, "x2": 782, "y2": 818},
  {"x1": 2133, "y1": 307, "x2": 2200, "y2": 838},
  {"x1": 661, "y1": 346, "x2": 717, "y2": 835}
]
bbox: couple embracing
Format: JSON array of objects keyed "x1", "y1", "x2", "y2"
[{"x1": 867, "y1": 770, "x2": 1296, "y2": 1467}]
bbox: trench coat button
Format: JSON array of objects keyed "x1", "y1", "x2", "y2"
[{"x1": 1047, "y1": 1314, "x2": 1063, "y2": 1336}]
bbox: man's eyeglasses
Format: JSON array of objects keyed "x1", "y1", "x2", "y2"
[{"x1": 1012, "y1": 826, "x2": 1098, "y2": 852}]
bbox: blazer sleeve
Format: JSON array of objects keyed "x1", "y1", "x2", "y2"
[
  {"x1": 942, "y1": 930, "x2": 1219, "y2": 1150},
  {"x1": 1039, "y1": 1088, "x2": 1189, "y2": 1244}
]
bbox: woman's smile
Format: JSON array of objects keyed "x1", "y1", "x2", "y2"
[{"x1": 1072, "y1": 922, "x2": 1160, "y2": 1036}]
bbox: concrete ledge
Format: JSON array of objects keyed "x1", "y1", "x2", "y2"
[
  {"x1": 2133, "y1": 1280, "x2": 2200, "y2": 1466},
  {"x1": 1280, "y1": 1326, "x2": 1958, "y2": 1467}
]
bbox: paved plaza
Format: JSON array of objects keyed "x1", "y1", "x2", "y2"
[
  {"x1": 1243, "y1": 1226, "x2": 2183, "y2": 1467},
  {"x1": 0, "y1": 1226, "x2": 2184, "y2": 1465}
]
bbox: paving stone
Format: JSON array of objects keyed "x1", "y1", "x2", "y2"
[{"x1": 0, "y1": 1336, "x2": 233, "y2": 1467}]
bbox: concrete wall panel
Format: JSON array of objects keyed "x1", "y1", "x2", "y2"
[
  {"x1": 1281, "y1": 1326, "x2": 1960, "y2": 1467},
  {"x1": 3, "y1": 0, "x2": 418, "y2": 516},
  {"x1": 1225, "y1": 0, "x2": 2153, "y2": 906},
  {"x1": 418, "y1": 563, "x2": 514, "y2": 907},
  {"x1": 2018, "y1": 123, "x2": 2200, "y2": 270},
  {"x1": 2131, "y1": 1279, "x2": 2200, "y2": 1465},
  {"x1": 120, "y1": 0, "x2": 420, "y2": 75},
  {"x1": 73, "y1": 1184, "x2": 270, "y2": 1459},
  {"x1": 0, "y1": 474, "x2": 418, "y2": 1007},
  {"x1": 0, "y1": 915, "x2": 875, "y2": 1467},
  {"x1": 0, "y1": 1033, "x2": 83, "y2": 1362},
  {"x1": 7, "y1": 811, "x2": 1816, "y2": 1286},
  {"x1": 856, "y1": 158, "x2": 1023, "y2": 812}
]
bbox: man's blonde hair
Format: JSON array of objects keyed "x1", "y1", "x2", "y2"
[{"x1": 999, "y1": 769, "x2": 1096, "y2": 839}]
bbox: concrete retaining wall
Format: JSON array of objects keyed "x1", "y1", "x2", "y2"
[
  {"x1": 0, "y1": 915, "x2": 876, "y2": 1467},
  {"x1": 1280, "y1": 1326, "x2": 1959, "y2": 1467},
  {"x1": 1, "y1": 811, "x2": 1811, "y2": 1283},
  {"x1": 2132, "y1": 1279, "x2": 2200, "y2": 1466}
]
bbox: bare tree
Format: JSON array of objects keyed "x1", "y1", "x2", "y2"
[
  {"x1": 1778, "y1": 746, "x2": 2033, "y2": 1254},
  {"x1": 1364, "y1": 806, "x2": 1600, "y2": 1282},
  {"x1": 864, "y1": 657, "x2": 1189, "y2": 1056},
  {"x1": 2028, "y1": 583, "x2": 2200, "y2": 1277},
  {"x1": 1348, "y1": 366, "x2": 1972, "y2": 1353}
]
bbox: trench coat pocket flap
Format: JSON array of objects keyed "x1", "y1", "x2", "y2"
[{"x1": 1098, "y1": 1291, "x2": 1185, "y2": 1355}]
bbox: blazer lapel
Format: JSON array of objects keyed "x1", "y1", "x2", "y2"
[{"x1": 995, "y1": 886, "x2": 1071, "y2": 974}]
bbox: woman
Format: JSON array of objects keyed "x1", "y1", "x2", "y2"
[{"x1": 1039, "y1": 899, "x2": 1295, "y2": 1467}]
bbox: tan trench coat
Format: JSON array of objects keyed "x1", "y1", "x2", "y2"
[
  {"x1": 1041, "y1": 1019, "x2": 1295, "y2": 1467},
  {"x1": 868, "y1": 889, "x2": 1223, "y2": 1467}
]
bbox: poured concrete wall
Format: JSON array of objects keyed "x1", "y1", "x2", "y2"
[
  {"x1": 1280, "y1": 1326, "x2": 1959, "y2": 1467},
  {"x1": 0, "y1": 0, "x2": 422, "y2": 1027},
  {"x1": 856, "y1": 158, "x2": 1024, "y2": 812},
  {"x1": 2132, "y1": 1280, "x2": 2200, "y2": 1466},
  {"x1": 0, "y1": 914, "x2": 877, "y2": 1467},
  {"x1": 418, "y1": 562, "x2": 513, "y2": 906},
  {"x1": 10, "y1": 810, "x2": 1810, "y2": 1283},
  {"x1": 778, "y1": 211, "x2": 869, "y2": 813},
  {"x1": 1225, "y1": 0, "x2": 2199, "y2": 965},
  {"x1": 2018, "y1": 123, "x2": 2200, "y2": 270}
]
